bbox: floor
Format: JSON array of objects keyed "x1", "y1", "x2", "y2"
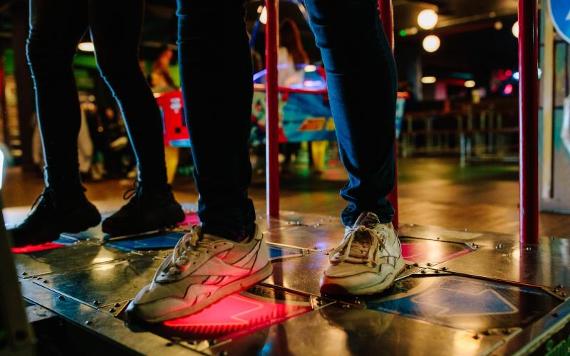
[{"x1": 3, "y1": 157, "x2": 570, "y2": 238}]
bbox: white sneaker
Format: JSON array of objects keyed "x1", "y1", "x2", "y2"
[
  {"x1": 321, "y1": 212, "x2": 405, "y2": 295},
  {"x1": 127, "y1": 224, "x2": 273, "y2": 323}
]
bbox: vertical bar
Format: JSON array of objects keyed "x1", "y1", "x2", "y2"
[
  {"x1": 378, "y1": 0, "x2": 399, "y2": 228},
  {"x1": 265, "y1": 0, "x2": 280, "y2": 218},
  {"x1": 518, "y1": 0, "x2": 539, "y2": 245}
]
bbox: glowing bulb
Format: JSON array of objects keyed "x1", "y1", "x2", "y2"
[
  {"x1": 421, "y1": 76, "x2": 437, "y2": 84},
  {"x1": 494, "y1": 21, "x2": 503, "y2": 30},
  {"x1": 78, "y1": 42, "x2": 95, "y2": 52},
  {"x1": 512, "y1": 21, "x2": 519, "y2": 38},
  {"x1": 259, "y1": 7, "x2": 267, "y2": 25},
  {"x1": 417, "y1": 9, "x2": 438, "y2": 30},
  {"x1": 422, "y1": 35, "x2": 441, "y2": 53},
  {"x1": 304, "y1": 65, "x2": 317, "y2": 72},
  {"x1": 464, "y1": 80, "x2": 476, "y2": 88}
]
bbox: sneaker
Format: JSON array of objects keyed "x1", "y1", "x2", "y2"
[
  {"x1": 102, "y1": 184, "x2": 185, "y2": 237},
  {"x1": 320, "y1": 212, "x2": 405, "y2": 296},
  {"x1": 126, "y1": 224, "x2": 272, "y2": 323},
  {"x1": 8, "y1": 188, "x2": 101, "y2": 247}
]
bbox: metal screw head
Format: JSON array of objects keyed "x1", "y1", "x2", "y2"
[
  {"x1": 43, "y1": 280, "x2": 48, "y2": 284},
  {"x1": 93, "y1": 300, "x2": 100, "y2": 306},
  {"x1": 58, "y1": 295, "x2": 65, "y2": 301},
  {"x1": 110, "y1": 308, "x2": 116, "y2": 313},
  {"x1": 114, "y1": 303, "x2": 121, "y2": 308},
  {"x1": 85, "y1": 320, "x2": 93, "y2": 326},
  {"x1": 22, "y1": 272, "x2": 28, "y2": 276}
]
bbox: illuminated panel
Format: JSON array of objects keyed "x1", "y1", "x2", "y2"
[
  {"x1": 401, "y1": 239, "x2": 471, "y2": 264},
  {"x1": 163, "y1": 292, "x2": 311, "y2": 338},
  {"x1": 11, "y1": 242, "x2": 65, "y2": 254}
]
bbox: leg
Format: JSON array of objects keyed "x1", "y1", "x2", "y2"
[
  {"x1": 27, "y1": 0, "x2": 88, "y2": 190},
  {"x1": 9, "y1": 0, "x2": 101, "y2": 247},
  {"x1": 177, "y1": 0, "x2": 255, "y2": 240},
  {"x1": 304, "y1": 0, "x2": 397, "y2": 226},
  {"x1": 88, "y1": 0, "x2": 167, "y2": 188},
  {"x1": 304, "y1": 0, "x2": 403, "y2": 296},
  {"x1": 126, "y1": 0, "x2": 272, "y2": 322},
  {"x1": 87, "y1": 0, "x2": 185, "y2": 236}
]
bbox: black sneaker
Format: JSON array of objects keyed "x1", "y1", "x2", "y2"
[
  {"x1": 8, "y1": 188, "x2": 101, "y2": 247},
  {"x1": 102, "y1": 184, "x2": 185, "y2": 237}
]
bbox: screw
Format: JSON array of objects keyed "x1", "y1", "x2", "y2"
[
  {"x1": 421, "y1": 270, "x2": 426, "y2": 274},
  {"x1": 22, "y1": 272, "x2": 28, "y2": 276},
  {"x1": 413, "y1": 263, "x2": 419, "y2": 267},
  {"x1": 85, "y1": 320, "x2": 93, "y2": 326},
  {"x1": 58, "y1": 295, "x2": 65, "y2": 301},
  {"x1": 441, "y1": 267, "x2": 448, "y2": 271},
  {"x1": 110, "y1": 308, "x2": 116, "y2": 313},
  {"x1": 93, "y1": 300, "x2": 100, "y2": 306},
  {"x1": 43, "y1": 279, "x2": 48, "y2": 284},
  {"x1": 427, "y1": 263, "x2": 432, "y2": 267},
  {"x1": 114, "y1": 303, "x2": 121, "y2": 308}
]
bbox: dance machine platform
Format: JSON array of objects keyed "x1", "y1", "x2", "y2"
[{"x1": 12, "y1": 211, "x2": 570, "y2": 355}]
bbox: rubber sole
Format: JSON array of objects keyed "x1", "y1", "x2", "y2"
[
  {"x1": 320, "y1": 258, "x2": 407, "y2": 296},
  {"x1": 127, "y1": 262, "x2": 274, "y2": 324}
]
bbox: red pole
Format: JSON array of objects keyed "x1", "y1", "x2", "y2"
[
  {"x1": 378, "y1": 0, "x2": 399, "y2": 229},
  {"x1": 518, "y1": 0, "x2": 539, "y2": 245},
  {"x1": 265, "y1": 0, "x2": 280, "y2": 218}
]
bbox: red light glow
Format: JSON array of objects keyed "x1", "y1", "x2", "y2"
[
  {"x1": 163, "y1": 293, "x2": 311, "y2": 338},
  {"x1": 181, "y1": 212, "x2": 200, "y2": 227},
  {"x1": 401, "y1": 241, "x2": 471, "y2": 264},
  {"x1": 12, "y1": 242, "x2": 65, "y2": 254},
  {"x1": 503, "y1": 84, "x2": 514, "y2": 95}
]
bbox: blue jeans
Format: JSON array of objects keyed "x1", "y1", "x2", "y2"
[{"x1": 177, "y1": 0, "x2": 396, "y2": 239}]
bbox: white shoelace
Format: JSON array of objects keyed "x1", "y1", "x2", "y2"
[
  {"x1": 167, "y1": 226, "x2": 216, "y2": 276},
  {"x1": 330, "y1": 224, "x2": 390, "y2": 267}
]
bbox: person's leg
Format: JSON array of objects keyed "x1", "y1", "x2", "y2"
[
  {"x1": 126, "y1": 0, "x2": 272, "y2": 323},
  {"x1": 177, "y1": 0, "x2": 255, "y2": 241},
  {"x1": 9, "y1": 0, "x2": 101, "y2": 247},
  {"x1": 304, "y1": 0, "x2": 403, "y2": 296},
  {"x1": 88, "y1": 0, "x2": 185, "y2": 236},
  {"x1": 304, "y1": 0, "x2": 397, "y2": 227}
]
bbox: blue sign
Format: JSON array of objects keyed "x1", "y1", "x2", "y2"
[{"x1": 550, "y1": 0, "x2": 570, "y2": 44}]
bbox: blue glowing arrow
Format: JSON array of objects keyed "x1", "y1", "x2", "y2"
[{"x1": 411, "y1": 288, "x2": 518, "y2": 317}]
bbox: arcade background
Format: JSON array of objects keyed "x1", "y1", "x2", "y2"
[{"x1": 0, "y1": 0, "x2": 568, "y2": 238}]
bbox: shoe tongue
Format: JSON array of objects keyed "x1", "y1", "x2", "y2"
[
  {"x1": 354, "y1": 212, "x2": 380, "y2": 229},
  {"x1": 348, "y1": 230, "x2": 372, "y2": 259}
]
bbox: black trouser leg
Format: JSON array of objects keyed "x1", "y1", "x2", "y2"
[
  {"x1": 89, "y1": 0, "x2": 168, "y2": 189},
  {"x1": 27, "y1": 0, "x2": 88, "y2": 192},
  {"x1": 177, "y1": 0, "x2": 255, "y2": 240}
]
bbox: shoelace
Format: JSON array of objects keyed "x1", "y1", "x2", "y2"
[
  {"x1": 330, "y1": 224, "x2": 390, "y2": 267},
  {"x1": 167, "y1": 226, "x2": 217, "y2": 276}
]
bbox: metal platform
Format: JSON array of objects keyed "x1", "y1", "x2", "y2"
[{"x1": 13, "y1": 212, "x2": 570, "y2": 356}]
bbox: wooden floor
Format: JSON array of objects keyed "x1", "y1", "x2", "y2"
[{"x1": 3, "y1": 157, "x2": 570, "y2": 238}]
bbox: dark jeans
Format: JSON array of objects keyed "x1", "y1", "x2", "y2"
[
  {"x1": 177, "y1": 0, "x2": 396, "y2": 237},
  {"x1": 27, "y1": 0, "x2": 167, "y2": 192}
]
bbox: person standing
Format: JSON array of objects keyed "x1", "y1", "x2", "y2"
[
  {"x1": 9, "y1": 0, "x2": 185, "y2": 247},
  {"x1": 128, "y1": 0, "x2": 403, "y2": 322}
]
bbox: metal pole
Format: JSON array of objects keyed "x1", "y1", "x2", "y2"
[
  {"x1": 265, "y1": 0, "x2": 280, "y2": 218},
  {"x1": 518, "y1": 0, "x2": 539, "y2": 244},
  {"x1": 378, "y1": 0, "x2": 399, "y2": 228}
]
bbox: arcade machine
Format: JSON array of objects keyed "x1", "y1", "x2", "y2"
[{"x1": 3, "y1": 0, "x2": 570, "y2": 355}]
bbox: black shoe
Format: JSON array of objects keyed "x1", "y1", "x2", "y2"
[
  {"x1": 102, "y1": 184, "x2": 185, "y2": 237},
  {"x1": 8, "y1": 188, "x2": 101, "y2": 247}
]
